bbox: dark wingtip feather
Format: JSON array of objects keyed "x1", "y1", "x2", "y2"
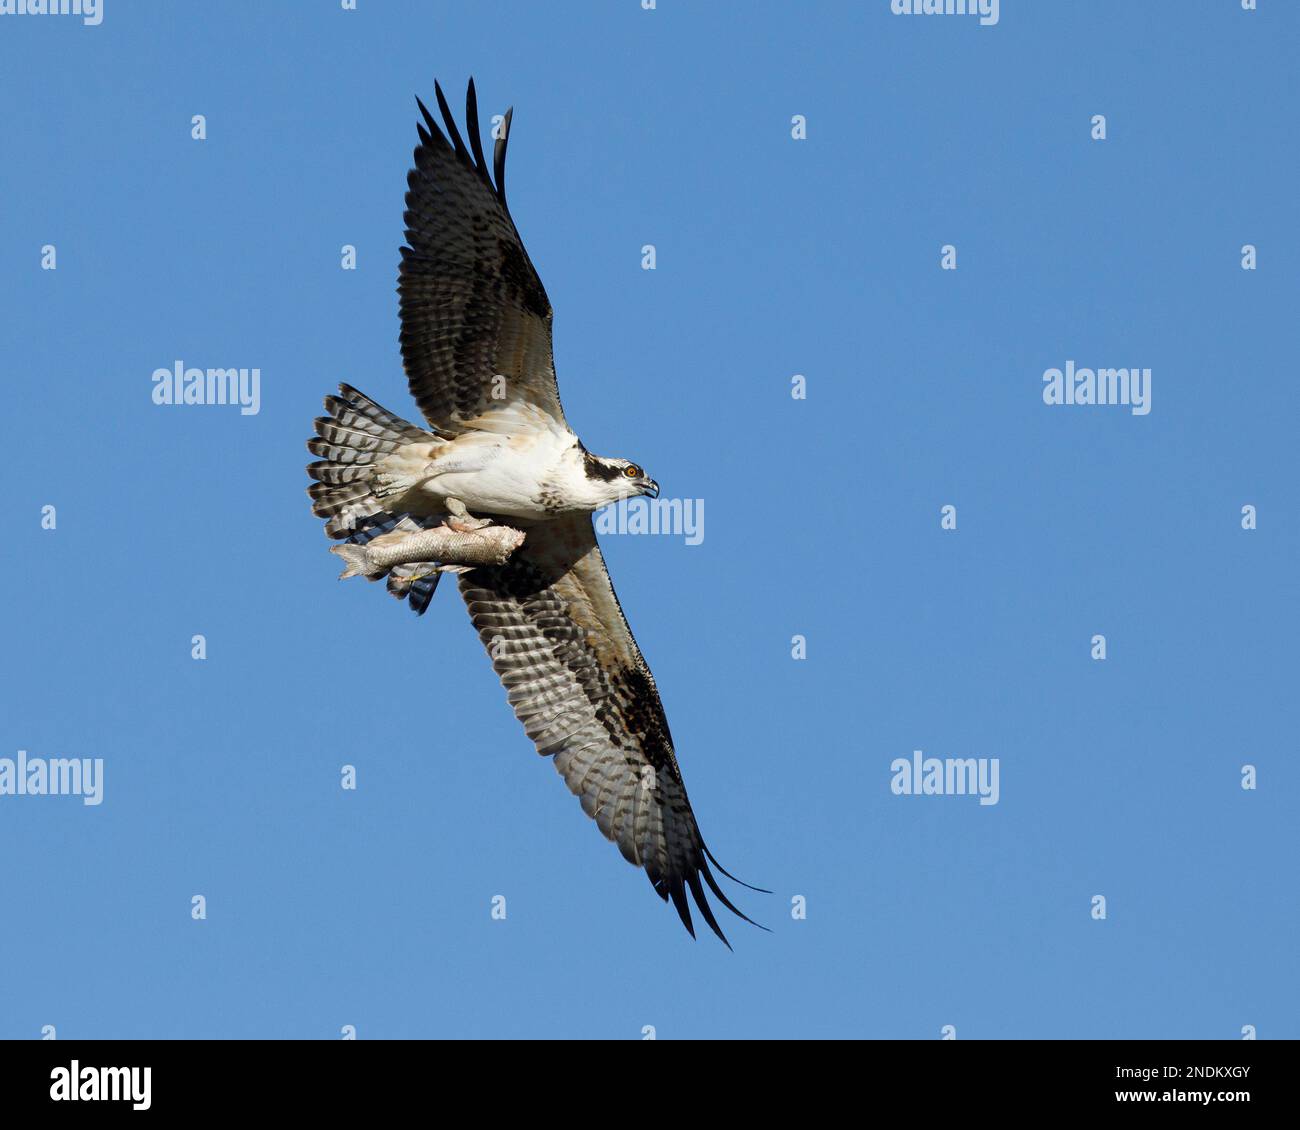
[
  {"x1": 703, "y1": 845, "x2": 772, "y2": 894},
  {"x1": 433, "y1": 79, "x2": 471, "y2": 164},
  {"x1": 493, "y1": 106, "x2": 513, "y2": 208},
  {"x1": 667, "y1": 879, "x2": 696, "y2": 939},
  {"x1": 414, "y1": 96, "x2": 441, "y2": 143},
  {"x1": 700, "y1": 859, "x2": 771, "y2": 934},
  {"x1": 464, "y1": 78, "x2": 493, "y2": 187},
  {"x1": 687, "y1": 870, "x2": 733, "y2": 950}
]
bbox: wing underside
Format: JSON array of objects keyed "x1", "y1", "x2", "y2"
[
  {"x1": 458, "y1": 513, "x2": 760, "y2": 944},
  {"x1": 399, "y1": 80, "x2": 566, "y2": 434}
]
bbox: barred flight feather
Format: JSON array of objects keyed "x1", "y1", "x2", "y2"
[{"x1": 459, "y1": 512, "x2": 763, "y2": 946}]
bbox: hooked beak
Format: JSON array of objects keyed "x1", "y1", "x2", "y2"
[{"x1": 642, "y1": 479, "x2": 660, "y2": 499}]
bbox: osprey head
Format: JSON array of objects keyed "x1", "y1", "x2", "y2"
[{"x1": 582, "y1": 449, "x2": 659, "y2": 506}]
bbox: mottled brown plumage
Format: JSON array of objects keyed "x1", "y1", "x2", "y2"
[
  {"x1": 399, "y1": 79, "x2": 564, "y2": 434},
  {"x1": 460, "y1": 513, "x2": 760, "y2": 943}
]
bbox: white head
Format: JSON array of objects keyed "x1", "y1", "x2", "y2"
[{"x1": 561, "y1": 442, "x2": 659, "y2": 512}]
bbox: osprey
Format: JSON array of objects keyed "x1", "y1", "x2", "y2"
[{"x1": 305, "y1": 80, "x2": 761, "y2": 945}]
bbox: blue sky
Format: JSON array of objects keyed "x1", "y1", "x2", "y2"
[{"x1": 1, "y1": 0, "x2": 1295, "y2": 1039}]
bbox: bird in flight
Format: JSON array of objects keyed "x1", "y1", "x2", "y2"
[{"x1": 305, "y1": 79, "x2": 762, "y2": 945}]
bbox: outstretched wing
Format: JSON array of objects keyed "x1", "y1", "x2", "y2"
[
  {"x1": 399, "y1": 79, "x2": 565, "y2": 434},
  {"x1": 459, "y1": 514, "x2": 759, "y2": 944}
]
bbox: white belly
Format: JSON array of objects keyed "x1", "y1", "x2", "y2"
[{"x1": 403, "y1": 429, "x2": 573, "y2": 521}]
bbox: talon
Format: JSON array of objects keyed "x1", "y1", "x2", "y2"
[{"x1": 443, "y1": 496, "x2": 492, "y2": 533}]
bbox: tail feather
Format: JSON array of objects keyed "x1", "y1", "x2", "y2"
[
  {"x1": 308, "y1": 479, "x2": 376, "y2": 530},
  {"x1": 327, "y1": 383, "x2": 433, "y2": 441},
  {"x1": 308, "y1": 425, "x2": 404, "y2": 463},
  {"x1": 306, "y1": 385, "x2": 430, "y2": 539},
  {"x1": 306, "y1": 385, "x2": 450, "y2": 613},
  {"x1": 306, "y1": 461, "x2": 372, "y2": 486}
]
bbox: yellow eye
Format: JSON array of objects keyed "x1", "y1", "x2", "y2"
[{"x1": 624, "y1": 464, "x2": 641, "y2": 478}]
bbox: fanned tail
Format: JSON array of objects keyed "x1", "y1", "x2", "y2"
[{"x1": 305, "y1": 384, "x2": 449, "y2": 614}]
